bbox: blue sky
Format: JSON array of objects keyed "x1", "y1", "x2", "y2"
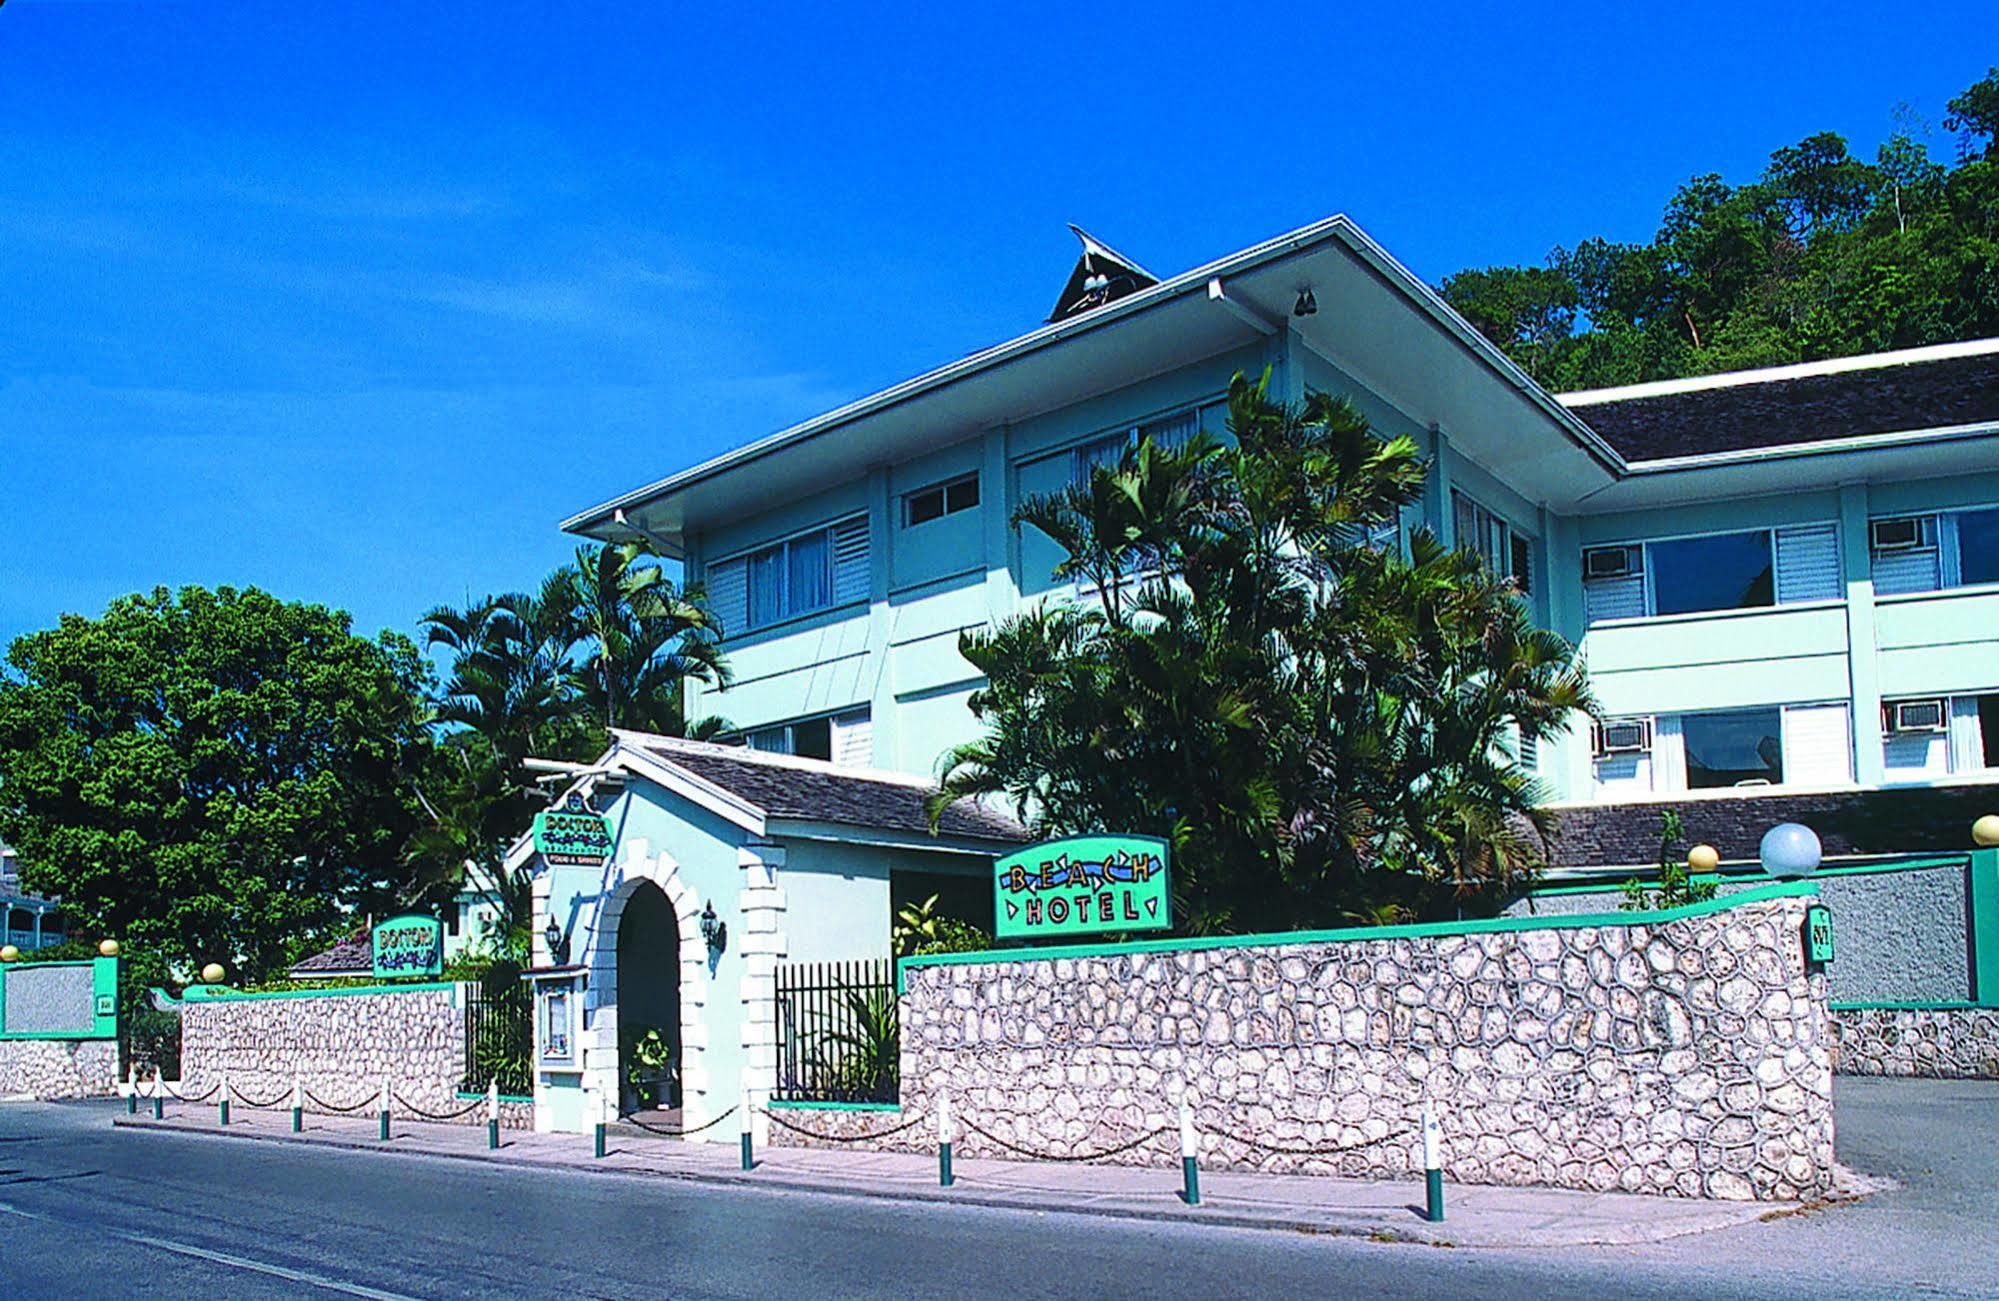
[{"x1": 1, "y1": 1, "x2": 1991, "y2": 653}]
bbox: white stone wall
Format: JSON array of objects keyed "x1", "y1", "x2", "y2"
[
  {"x1": 0, "y1": 1038, "x2": 118, "y2": 1098},
  {"x1": 770, "y1": 894, "x2": 1834, "y2": 1201},
  {"x1": 179, "y1": 987, "x2": 530, "y2": 1127},
  {"x1": 1832, "y1": 1006, "x2": 1999, "y2": 1078}
]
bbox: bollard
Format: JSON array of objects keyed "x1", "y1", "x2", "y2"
[
  {"x1": 292, "y1": 1075, "x2": 304, "y2": 1133},
  {"x1": 594, "y1": 1090, "x2": 609, "y2": 1159},
  {"x1": 739, "y1": 1087, "x2": 755, "y2": 1171},
  {"x1": 219, "y1": 1072, "x2": 230, "y2": 1127},
  {"x1": 1422, "y1": 1107, "x2": 1445, "y2": 1223},
  {"x1": 487, "y1": 1078, "x2": 500, "y2": 1150},
  {"x1": 151, "y1": 1074, "x2": 163, "y2": 1120},
  {"x1": 125, "y1": 1067, "x2": 137, "y2": 1115},
  {"x1": 379, "y1": 1077, "x2": 391, "y2": 1143},
  {"x1": 938, "y1": 1088, "x2": 956, "y2": 1187},
  {"x1": 1179, "y1": 1099, "x2": 1200, "y2": 1206}
]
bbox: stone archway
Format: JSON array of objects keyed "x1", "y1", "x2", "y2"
[
  {"x1": 613, "y1": 880, "x2": 680, "y2": 1114},
  {"x1": 581, "y1": 839, "x2": 713, "y2": 1134}
]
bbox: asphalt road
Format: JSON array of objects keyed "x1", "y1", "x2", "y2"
[{"x1": 1, "y1": 1079, "x2": 1993, "y2": 1299}]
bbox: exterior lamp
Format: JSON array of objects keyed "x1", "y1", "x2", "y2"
[
  {"x1": 0, "y1": 945, "x2": 17, "y2": 963},
  {"x1": 1687, "y1": 844, "x2": 1721, "y2": 874},
  {"x1": 1759, "y1": 822, "x2": 1822, "y2": 880},
  {"x1": 544, "y1": 913, "x2": 571, "y2": 965},
  {"x1": 200, "y1": 962, "x2": 226, "y2": 984},
  {"x1": 1972, "y1": 815, "x2": 1999, "y2": 848},
  {"x1": 98, "y1": 939, "x2": 120, "y2": 957},
  {"x1": 700, "y1": 902, "x2": 727, "y2": 955}
]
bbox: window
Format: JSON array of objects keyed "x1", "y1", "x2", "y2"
[
  {"x1": 1681, "y1": 708, "x2": 1783, "y2": 788},
  {"x1": 1452, "y1": 493, "x2": 1532, "y2": 592},
  {"x1": 1070, "y1": 403, "x2": 1223, "y2": 486},
  {"x1": 1583, "y1": 524, "x2": 1840, "y2": 624},
  {"x1": 1882, "y1": 693, "x2": 1999, "y2": 781},
  {"x1": 744, "y1": 708, "x2": 870, "y2": 766},
  {"x1": 539, "y1": 984, "x2": 573, "y2": 1063},
  {"x1": 706, "y1": 515, "x2": 869, "y2": 634},
  {"x1": 1871, "y1": 506, "x2": 1999, "y2": 595},
  {"x1": 905, "y1": 474, "x2": 980, "y2": 527}
]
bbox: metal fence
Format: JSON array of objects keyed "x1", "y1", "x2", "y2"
[
  {"x1": 460, "y1": 993, "x2": 532, "y2": 1097},
  {"x1": 773, "y1": 958, "x2": 899, "y2": 1104}
]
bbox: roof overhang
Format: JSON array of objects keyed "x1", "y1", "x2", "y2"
[{"x1": 562, "y1": 216, "x2": 1627, "y2": 551}]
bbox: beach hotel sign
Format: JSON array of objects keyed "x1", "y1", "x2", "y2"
[
  {"x1": 532, "y1": 792, "x2": 617, "y2": 867},
  {"x1": 994, "y1": 835, "x2": 1171, "y2": 940},
  {"x1": 371, "y1": 914, "x2": 444, "y2": 979}
]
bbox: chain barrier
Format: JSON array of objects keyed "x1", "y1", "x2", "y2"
[
  {"x1": 622, "y1": 1104, "x2": 740, "y2": 1138},
  {"x1": 1215, "y1": 1124, "x2": 1415, "y2": 1159},
  {"x1": 390, "y1": 1092, "x2": 489, "y2": 1123},
  {"x1": 303, "y1": 1086, "x2": 384, "y2": 1114},
  {"x1": 756, "y1": 1107, "x2": 927, "y2": 1144},
  {"x1": 161, "y1": 1080, "x2": 222, "y2": 1104},
  {"x1": 957, "y1": 1116, "x2": 1175, "y2": 1163},
  {"x1": 226, "y1": 1083, "x2": 292, "y2": 1110}
]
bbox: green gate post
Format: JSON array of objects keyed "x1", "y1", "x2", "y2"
[
  {"x1": 937, "y1": 1088, "x2": 955, "y2": 1188},
  {"x1": 1422, "y1": 1108, "x2": 1445, "y2": 1223},
  {"x1": 1179, "y1": 1100, "x2": 1200, "y2": 1206}
]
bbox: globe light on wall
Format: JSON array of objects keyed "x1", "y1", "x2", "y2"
[
  {"x1": 200, "y1": 962, "x2": 226, "y2": 984},
  {"x1": 1687, "y1": 844, "x2": 1721, "y2": 873},
  {"x1": 0, "y1": 945, "x2": 17, "y2": 963},
  {"x1": 1972, "y1": 814, "x2": 1999, "y2": 848},
  {"x1": 1759, "y1": 823, "x2": 1822, "y2": 880},
  {"x1": 98, "y1": 939, "x2": 120, "y2": 958}
]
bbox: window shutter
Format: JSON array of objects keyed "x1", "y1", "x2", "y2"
[
  {"x1": 1583, "y1": 574, "x2": 1646, "y2": 624},
  {"x1": 831, "y1": 710, "x2": 873, "y2": 768},
  {"x1": 1775, "y1": 524, "x2": 1841, "y2": 603},
  {"x1": 706, "y1": 557, "x2": 748, "y2": 635},
  {"x1": 831, "y1": 515, "x2": 871, "y2": 606},
  {"x1": 1780, "y1": 703, "x2": 1852, "y2": 787}
]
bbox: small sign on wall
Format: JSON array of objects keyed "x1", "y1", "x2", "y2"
[
  {"x1": 993, "y1": 835, "x2": 1171, "y2": 940},
  {"x1": 371, "y1": 914, "x2": 444, "y2": 978},
  {"x1": 532, "y1": 792, "x2": 617, "y2": 866},
  {"x1": 1804, "y1": 904, "x2": 1835, "y2": 964}
]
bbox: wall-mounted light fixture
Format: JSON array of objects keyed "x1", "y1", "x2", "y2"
[
  {"x1": 544, "y1": 913, "x2": 571, "y2": 965},
  {"x1": 699, "y1": 902, "x2": 727, "y2": 956},
  {"x1": 1292, "y1": 288, "x2": 1318, "y2": 317}
]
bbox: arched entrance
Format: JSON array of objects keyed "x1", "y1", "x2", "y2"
[{"x1": 613, "y1": 880, "x2": 682, "y2": 1116}]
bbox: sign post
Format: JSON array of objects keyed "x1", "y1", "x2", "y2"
[
  {"x1": 992, "y1": 835, "x2": 1172, "y2": 942},
  {"x1": 371, "y1": 915, "x2": 444, "y2": 980}
]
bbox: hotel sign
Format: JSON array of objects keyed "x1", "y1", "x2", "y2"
[
  {"x1": 532, "y1": 793, "x2": 616, "y2": 867},
  {"x1": 994, "y1": 835, "x2": 1171, "y2": 940},
  {"x1": 371, "y1": 914, "x2": 444, "y2": 979}
]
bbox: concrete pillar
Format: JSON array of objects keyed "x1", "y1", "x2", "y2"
[{"x1": 737, "y1": 838, "x2": 789, "y2": 1147}]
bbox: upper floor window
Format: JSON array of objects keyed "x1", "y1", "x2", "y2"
[
  {"x1": 905, "y1": 474, "x2": 979, "y2": 527},
  {"x1": 1452, "y1": 492, "x2": 1532, "y2": 593},
  {"x1": 744, "y1": 708, "x2": 871, "y2": 766},
  {"x1": 1870, "y1": 506, "x2": 1999, "y2": 595},
  {"x1": 1582, "y1": 523, "x2": 1840, "y2": 624},
  {"x1": 706, "y1": 515, "x2": 870, "y2": 635},
  {"x1": 1071, "y1": 402, "x2": 1224, "y2": 485}
]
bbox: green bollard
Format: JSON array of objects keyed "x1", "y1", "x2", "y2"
[
  {"x1": 379, "y1": 1078, "x2": 391, "y2": 1142},
  {"x1": 937, "y1": 1089, "x2": 955, "y2": 1187},
  {"x1": 1422, "y1": 1108, "x2": 1445, "y2": 1223},
  {"x1": 940, "y1": 1141, "x2": 954, "y2": 1187},
  {"x1": 488, "y1": 1118, "x2": 500, "y2": 1149},
  {"x1": 595, "y1": 1121, "x2": 607, "y2": 1159},
  {"x1": 219, "y1": 1098, "x2": 229, "y2": 1127},
  {"x1": 152, "y1": 1087, "x2": 163, "y2": 1120},
  {"x1": 127, "y1": 1092, "x2": 137, "y2": 1116},
  {"x1": 1179, "y1": 1101, "x2": 1200, "y2": 1206},
  {"x1": 292, "y1": 1106, "x2": 303, "y2": 1133},
  {"x1": 487, "y1": 1080, "x2": 501, "y2": 1150},
  {"x1": 739, "y1": 1088, "x2": 755, "y2": 1171}
]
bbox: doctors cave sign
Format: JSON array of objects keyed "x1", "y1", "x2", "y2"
[{"x1": 993, "y1": 835, "x2": 1171, "y2": 940}]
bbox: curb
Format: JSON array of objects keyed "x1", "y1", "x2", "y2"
[{"x1": 106, "y1": 1116, "x2": 1779, "y2": 1248}]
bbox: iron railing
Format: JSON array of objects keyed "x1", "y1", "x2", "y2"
[
  {"x1": 773, "y1": 958, "x2": 899, "y2": 1104},
  {"x1": 460, "y1": 993, "x2": 532, "y2": 1097}
]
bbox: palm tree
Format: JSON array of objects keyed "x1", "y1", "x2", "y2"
[{"x1": 562, "y1": 542, "x2": 729, "y2": 736}]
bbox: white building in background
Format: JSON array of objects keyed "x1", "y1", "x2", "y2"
[{"x1": 0, "y1": 842, "x2": 66, "y2": 953}]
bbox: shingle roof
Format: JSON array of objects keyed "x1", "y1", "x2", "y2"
[
  {"x1": 634, "y1": 736, "x2": 1033, "y2": 844},
  {"x1": 1549, "y1": 785, "x2": 1998, "y2": 870},
  {"x1": 1564, "y1": 347, "x2": 1999, "y2": 461},
  {"x1": 288, "y1": 929, "x2": 372, "y2": 977}
]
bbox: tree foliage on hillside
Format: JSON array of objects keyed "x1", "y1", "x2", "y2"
[
  {"x1": 0, "y1": 587, "x2": 431, "y2": 980},
  {"x1": 932, "y1": 375, "x2": 1593, "y2": 931},
  {"x1": 1443, "y1": 69, "x2": 1999, "y2": 389}
]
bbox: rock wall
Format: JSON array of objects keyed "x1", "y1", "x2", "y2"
[
  {"x1": 769, "y1": 892, "x2": 1834, "y2": 1201},
  {"x1": 178, "y1": 987, "x2": 531, "y2": 1128},
  {"x1": 0, "y1": 1038, "x2": 118, "y2": 1098},
  {"x1": 1832, "y1": 1006, "x2": 1999, "y2": 1078}
]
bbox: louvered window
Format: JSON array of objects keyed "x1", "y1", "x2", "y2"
[
  {"x1": 1871, "y1": 507, "x2": 1999, "y2": 595},
  {"x1": 706, "y1": 513, "x2": 869, "y2": 634},
  {"x1": 1583, "y1": 523, "x2": 1842, "y2": 625},
  {"x1": 1774, "y1": 524, "x2": 1842, "y2": 603}
]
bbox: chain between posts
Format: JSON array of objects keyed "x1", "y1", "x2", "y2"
[
  {"x1": 302, "y1": 1086, "x2": 384, "y2": 1113},
  {"x1": 225, "y1": 1083, "x2": 292, "y2": 1110},
  {"x1": 622, "y1": 1104, "x2": 742, "y2": 1138},
  {"x1": 390, "y1": 1092, "x2": 488, "y2": 1122},
  {"x1": 955, "y1": 1116, "x2": 1177, "y2": 1163},
  {"x1": 754, "y1": 1107, "x2": 927, "y2": 1144}
]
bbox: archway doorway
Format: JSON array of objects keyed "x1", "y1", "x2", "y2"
[{"x1": 614, "y1": 879, "x2": 682, "y2": 1117}]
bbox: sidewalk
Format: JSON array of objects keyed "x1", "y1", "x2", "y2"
[{"x1": 111, "y1": 1104, "x2": 1801, "y2": 1248}]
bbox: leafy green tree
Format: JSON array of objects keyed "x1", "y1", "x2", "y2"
[
  {"x1": 0, "y1": 586, "x2": 431, "y2": 980},
  {"x1": 563, "y1": 541, "x2": 729, "y2": 737},
  {"x1": 932, "y1": 375, "x2": 1592, "y2": 931}
]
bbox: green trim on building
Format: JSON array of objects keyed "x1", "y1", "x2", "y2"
[
  {"x1": 154, "y1": 980, "x2": 458, "y2": 1005},
  {"x1": 899, "y1": 879, "x2": 1821, "y2": 991},
  {"x1": 1969, "y1": 848, "x2": 1999, "y2": 1006},
  {"x1": 765, "y1": 1099, "x2": 903, "y2": 1112}
]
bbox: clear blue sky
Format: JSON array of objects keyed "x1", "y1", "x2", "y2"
[{"x1": 1, "y1": 2, "x2": 1990, "y2": 653}]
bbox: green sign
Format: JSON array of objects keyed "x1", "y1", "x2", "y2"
[
  {"x1": 1805, "y1": 904, "x2": 1835, "y2": 964},
  {"x1": 371, "y1": 914, "x2": 444, "y2": 978},
  {"x1": 994, "y1": 835, "x2": 1171, "y2": 940},
  {"x1": 532, "y1": 792, "x2": 616, "y2": 866}
]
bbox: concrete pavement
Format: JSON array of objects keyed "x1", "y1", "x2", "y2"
[{"x1": 111, "y1": 1098, "x2": 1800, "y2": 1248}]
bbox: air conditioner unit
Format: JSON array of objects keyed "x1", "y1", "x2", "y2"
[
  {"x1": 1870, "y1": 517, "x2": 1926, "y2": 552},
  {"x1": 1584, "y1": 546, "x2": 1641, "y2": 580},
  {"x1": 1886, "y1": 699, "x2": 1947, "y2": 734},
  {"x1": 1594, "y1": 718, "x2": 1654, "y2": 755}
]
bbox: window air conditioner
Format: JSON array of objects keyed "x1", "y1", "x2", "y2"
[
  {"x1": 1594, "y1": 718, "x2": 1653, "y2": 755},
  {"x1": 1886, "y1": 699, "x2": 1947, "y2": 734},
  {"x1": 1583, "y1": 546, "x2": 1640, "y2": 580},
  {"x1": 1870, "y1": 518, "x2": 1926, "y2": 552}
]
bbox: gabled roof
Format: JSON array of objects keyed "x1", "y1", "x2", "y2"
[
  {"x1": 288, "y1": 929, "x2": 372, "y2": 978},
  {"x1": 1562, "y1": 337, "x2": 1999, "y2": 462}
]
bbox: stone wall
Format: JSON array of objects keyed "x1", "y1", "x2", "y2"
[
  {"x1": 178, "y1": 987, "x2": 531, "y2": 1128},
  {"x1": 0, "y1": 1038, "x2": 118, "y2": 1098},
  {"x1": 1831, "y1": 1006, "x2": 1999, "y2": 1078},
  {"x1": 768, "y1": 891, "x2": 1834, "y2": 1201}
]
